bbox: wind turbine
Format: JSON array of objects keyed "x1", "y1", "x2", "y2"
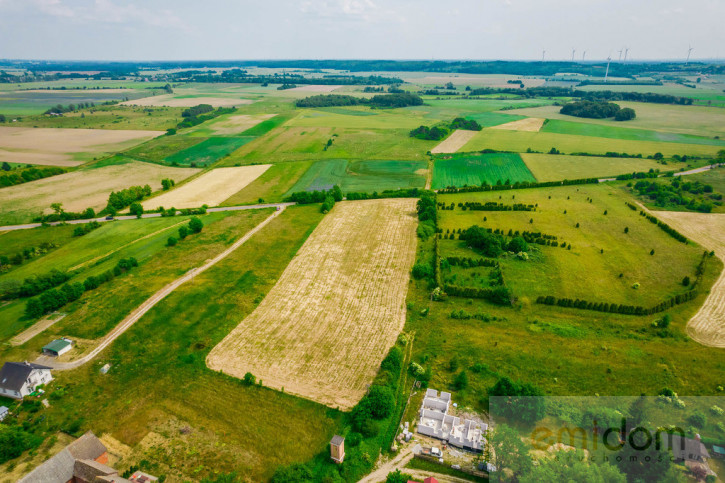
[
  {"x1": 582, "y1": 50, "x2": 587, "y2": 61},
  {"x1": 571, "y1": 48, "x2": 576, "y2": 62},
  {"x1": 604, "y1": 56, "x2": 612, "y2": 83},
  {"x1": 618, "y1": 49, "x2": 623, "y2": 61},
  {"x1": 542, "y1": 49, "x2": 546, "y2": 61},
  {"x1": 624, "y1": 47, "x2": 630, "y2": 63},
  {"x1": 686, "y1": 45, "x2": 694, "y2": 64}
]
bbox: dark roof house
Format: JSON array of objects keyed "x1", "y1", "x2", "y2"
[{"x1": 0, "y1": 361, "x2": 53, "y2": 400}]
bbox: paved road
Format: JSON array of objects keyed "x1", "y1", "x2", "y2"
[
  {"x1": 598, "y1": 162, "x2": 723, "y2": 183},
  {"x1": 38, "y1": 206, "x2": 287, "y2": 370},
  {"x1": 0, "y1": 202, "x2": 295, "y2": 232}
]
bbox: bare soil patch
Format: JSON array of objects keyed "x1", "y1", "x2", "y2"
[
  {"x1": 142, "y1": 165, "x2": 271, "y2": 210},
  {"x1": 653, "y1": 211, "x2": 725, "y2": 347},
  {"x1": 431, "y1": 130, "x2": 478, "y2": 154},
  {"x1": 120, "y1": 96, "x2": 253, "y2": 107},
  {"x1": 206, "y1": 198, "x2": 418, "y2": 410},
  {"x1": 491, "y1": 117, "x2": 545, "y2": 132}
]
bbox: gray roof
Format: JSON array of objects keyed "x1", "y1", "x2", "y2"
[
  {"x1": 331, "y1": 434, "x2": 345, "y2": 446},
  {"x1": 73, "y1": 459, "x2": 118, "y2": 481},
  {"x1": 665, "y1": 435, "x2": 711, "y2": 462},
  {"x1": 0, "y1": 361, "x2": 51, "y2": 392},
  {"x1": 18, "y1": 432, "x2": 108, "y2": 483}
]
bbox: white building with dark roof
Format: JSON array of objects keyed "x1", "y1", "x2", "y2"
[{"x1": 0, "y1": 361, "x2": 53, "y2": 400}]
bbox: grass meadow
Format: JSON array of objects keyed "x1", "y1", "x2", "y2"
[
  {"x1": 432, "y1": 152, "x2": 535, "y2": 188},
  {"x1": 520, "y1": 153, "x2": 676, "y2": 181},
  {"x1": 286, "y1": 159, "x2": 427, "y2": 193},
  {"x1": 221, "y1": 161, "x2": 314, "y2": 205},
  {"x1": 163, "y1": 136, "x2": 256, "y2": 167}
]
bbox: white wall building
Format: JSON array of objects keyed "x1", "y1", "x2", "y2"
[
  {"x1": 0, "y1": 361, "x2": 53, "y2": 400},
  {"x1": 417, "y1": 388, "x2": 487, "y2": 452}
]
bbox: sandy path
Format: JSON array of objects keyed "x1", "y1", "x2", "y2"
[
  {"x1": 491, "y1": 117, "x2": 545, "y2": 132},
  {"x1": 11, "y1": 313, "x2": 66, "y2": 346},
  {"x1": 647, "y1": 211, "x2": 725, "y2": 347},
  {"x1": 207, "y1": 199, "x2": 419, "y2": 410},
  {"x1": 142, "y1": 165, "x2": 271, "y2": 210},
  {"x1": 38, "y1": 207, "x2": 285, "y2": 370},
  {"x1": 431, "y1": 130, "x2": 478, "y2": 154}
]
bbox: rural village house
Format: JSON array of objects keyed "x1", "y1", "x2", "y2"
[
  {"x1": 19, "y1": 431, "x2": 158, "y2": 483},
  {"x1": 0, "y1": 361, "x2": 53, "y2": 400}
]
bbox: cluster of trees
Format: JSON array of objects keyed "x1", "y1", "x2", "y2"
[
  {"x1": 43, "y1": 102, "x2": 96, "y2": 115},
  {"x1": 0, "y1": 241, "x2": 58, "y2": 272},
  {"x1": 72, "y1": 221, "x2": 101, "y2": 237},
  {"x1": 416, "y1": 191, "x2": 437, "y2": 240},
  {"x1": 437, "y1": 177, "x2": 599, "y2": 194},
  {"x1": 177, "y1": 105, "x2": 235, "y2": 129},
  {"x1": 455, "y1": 201, "x2": 536, "y2": 212},
  {"x1": 448, "y1": 309, "x2": 496, "y2": 321},
  {"x1": 409, "y1": 117, "x2": 482, "y2": 141},
  {"x1": 161, "y1": 178, "x2": 176, "y2": 191},
  {"x1": 25, "y1": 257, "x2": 138, "y2": 318},
  {"x1": 167, "y1": 217, "x2": 203, "y2": 246},
  {"x1": 469, "y1": 85, "x2": 694, "y2": 105},
  {"x1": 346, "y1": 188, "x2": 424, "y2": 200},
  {"x1": 295, "y1": 92, "x2": 423, "y2": 109},
  {"x1": 449, "y1": 117, "x2": 482, "y2": 130},
  {"x1": 0, "y1": 426, "x2": 43, "y2": 465},
  {"x1": 560, "y1": 100, "x2": 635, "y2": 121},
  {"x1": 0, "y1": 166, "x2": 66, "y2": 187},
  {"x1": 277, "y1": 83, "x2": 297, "y2": 90},
  {"x1": 489, "y1": 376, "x2": 546, "y2": 423},
  {"x1": 0, "y1": 268, "x2": 69, "y2": 300},
  {"x1": 157, "y1": 205, "x2": 208, "y2": 217},
  {"x1": 633, "y1": 178, "x2": 720, "y2": 214},
  {"x1": 33, "y1": 205, "x2": 96, "y2": 223},
  {"x1": 106, "y1": 185, "x2": 152, "y2": 212},
  {"x1": 284, "y1": 185, "x2": 343, "y2": 210}
]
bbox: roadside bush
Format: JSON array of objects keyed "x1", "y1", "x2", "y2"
[
  {"x1": 453, "y1": 370, "x2": 469, "y2": 390},
  {"x1": 188, "y1": 217, "x2": 203, "y2": 234},
  {"x1": 242, "y1": 372, "x2": 256, "y2": 385}
]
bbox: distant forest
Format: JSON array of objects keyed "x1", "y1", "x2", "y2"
[{"x1": 296, "y1": 92, "x2": 423, "y2": 109}]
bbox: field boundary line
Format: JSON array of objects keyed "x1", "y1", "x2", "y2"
[
  {"x1": 69, "y1": 220, "x2": 189, "y2": 271},
  {"x1": 38, "y1": 206, "x2": 284, "y2": 371}
]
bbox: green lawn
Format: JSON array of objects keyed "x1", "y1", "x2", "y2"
[
  {"x1": 286, "y1": 159, "x2": 427, "y2": 193},
  {"x1": 0, "y1": 206, "x2": 341, "y2": 481},
  {"x1": 432, "y1": 153, "x2": 535, "y2": 188},
  {"x1": 520, "y1": 153, "x2": 677, "y2": 182},
  {"x1": 163, "y1": 136, "x2": 256, "y2": 166}
]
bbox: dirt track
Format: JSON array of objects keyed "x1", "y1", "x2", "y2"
[
  {"x1": 38, "y1": 207, "x2": 285, "y2": 370},
  {"x1": 651, "y1": 211, "x2": 725, "y2": 347}
]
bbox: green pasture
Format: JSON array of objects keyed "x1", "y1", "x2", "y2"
[
  {"x1": 520, "y1": 153, "x2": 676, "y2": 182},
  {"x1": 163, "y1": 136, "x2": 255, "y2": 166},
  {"x1": 462, "y1": 128, "x2": 724, "y2": 157},
  {"x1": 0, "y1": 224, "x2": 76, "y2": 260},
  {"x1": 124, "y1": 134, "x2": 207, "y2": 163},
  {"x1": 9, "y1": 105, "x2": 183, "y2": 131},
  {"x1": 432, "y1": 153, "x2": 535, "y2": 188},
  {"x1": 0, "y1": 206, "x2": 339, "y2": 481},
  {"x1": 287, "y1": 159, "x2": 427, "y2": 193}
]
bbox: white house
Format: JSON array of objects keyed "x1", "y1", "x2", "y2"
[{"x1": 0, "y1": 361, "x2": 53, "y2": 400}]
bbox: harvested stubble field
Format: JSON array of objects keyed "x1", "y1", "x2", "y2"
[
  {"x1": 121, "y1": 95, "x2": 253, "y2": 107},
  {"x1": 142, "y1": 165, "x2": 271, "y2": 209},
  {"x1": 521, "y1": 153, "x2": 669, "y2": 182},
  {"x1": 0, "y1": 126, "x2": 163, "y2": 166},
  {"x1": 430, "y1": 129, "x2": 478, "y2": 154},
  {"x1": 651, "y1": 211, "x2": 725, "y2": 347},
  {"x1": 207, "y1": 198, "x2": 419, "y2": 410},
  {"x1": 0, "y1": 161, "x2": 199, "y2": 225},
  {"x1": 490, "y1": 117, "x2": 545, "y2": 132}
]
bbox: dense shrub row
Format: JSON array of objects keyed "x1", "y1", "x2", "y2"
[
  {"x1": 0, "y1": 269, "x2": 70, "y2": 301},
  {"x1": 410, "y1": 117, "x2": 482, "y2": 141},
  {"x1": 444, "y1": 257, "x2": 499, "y2": 268},
  {"x1": 72, "y1": 221, "x2": 101, "y2": 237},
  {"x1": 177, "y1": 106, "x2": 236, "y2": 129},
  {"x1": 416, "y1": 191, "x2": 437, "y2": 240},
  {"x1": 444, "y1": 284, "x2": 512, "y2": 305},
  {"x1": 454, "y1": 201, "x2": 536, "y2": 212},
  {"x1": 24, "y1": 257, "x2": 138, "y2": 318},
  {"x1": 0, "y1": 166, "x2": 66, "y2": 187},
  {"x1": 0, "y1": 241, "x2": 59, "y2": 272},
  {"x1": 284, "y1": 185, "x2": 343, "y2": 205},
  {"x1": 296, "y1": 92, "x2": 423, "y2": 109},
  {"x1": 437, "y1": 177, "x2": 599, "y2": 194},
  {"x1": 106, "y1": 185, "x2": 152, "y2": 212},
  {"x1": 346, "y1": 188, "x2": 424, "y2": 200}
]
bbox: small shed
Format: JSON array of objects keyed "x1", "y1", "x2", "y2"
[
  {"x1": 43, "y1": 338, "x2": 73, "y2": 357},
  {"x1": 713, "y1": 445, "x2": 725, "y2": 459},
  {"x1": 0, "y1": 406, "x2": 8, "y2": 421},
  {"x1": 330, "y1": 435, "x2": 345, "y2": 464}
]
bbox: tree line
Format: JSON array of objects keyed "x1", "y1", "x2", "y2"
[
  {"x1": 409, "y1": 117, "x2": 482, "y2": 141},
  {"x1": 295, "y1": 92, "x2": 423, "y2": 109},
  {"x1": 0, "y1": 166, "x2": 66, "y2": 187},
  {"x1": 176, "y1": 105, "x2": 236, "y2": 130},
  {"x1": 450, "y1": 201, "x2": 536, "y2": 212},
  {"x1": 437, "y1": 177, "x2": 599, "y2": 194},
  {"x1": 469, "y1": 86, "x2": 694, "y2": 105}
]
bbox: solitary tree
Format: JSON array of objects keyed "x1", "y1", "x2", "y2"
[{"x1": 189, "y1": 217, "x2": 203, "y2": 234}]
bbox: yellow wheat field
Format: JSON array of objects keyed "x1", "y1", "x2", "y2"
[
  {"x1": 491, "y1": 117, "x2": 545, "y2": 132},
  {"x1": 142, "y1": 165, "x2": 271, "y2": 209},
  {"x1": 654, "y1": 211, "x2": 725, "y2": 347},
  {"x1": 431, "y1": 129, "x2": 478, "y2": 154},
  {"x1": 207, "y1": 198, "x2": 418, "y2": 409}
]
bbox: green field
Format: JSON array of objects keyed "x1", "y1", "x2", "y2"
[
  {"x1": 124, "y1": 134, "x2": 208, "y2": 163},
  {"x1": 432, "y1": 153, "x2": 535, "y2": 188},
  {"x1": 286, "y1": 158, "x2": 427, "y2": 193},
  {"x1": 0, "y1": 224, "x2": 76, "y2": 261},
  {"x1": 0, "y1": 89, "x2": 152, "y2": 116},
  {"x1": 9, "y1": 105, "x2": 183, "y2": 131},
  {"x1": 542, "y1": 119, "x2": 725, "y2": 147},
  {"x1": 520, "y1": 153, "x2": 677, "y2": 182},
  {"x1": 220, "y1": 161, "x2": 313, "y2": 205},
  {"x1": 462, "y1": 128, "x2": 724, "y2": 157},
  {"x1": 163, "y1": 136, "x2": 255, "y2": 166}
]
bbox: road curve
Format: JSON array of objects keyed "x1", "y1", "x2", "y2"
[
  {"x1": 0, "y1": 202, "x2": 295, "y2": 232},
  {"x1": 39, "y1": 206, "x2": 286, "y2": 370}
]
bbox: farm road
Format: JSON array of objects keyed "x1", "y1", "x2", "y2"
[
  {"x1": 0, "y1": 202, "x2": 294, "y2": 232},
  {"x1": 598, "y1": 162, "x2": 724, "y2": 182},
  {"x1": 37, "y1": 206, "x2": 286, "y2": 370}
]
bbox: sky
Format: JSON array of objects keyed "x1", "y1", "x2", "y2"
[{"x1": 0, "y1": 0, "x2": 723, "y2": 62}]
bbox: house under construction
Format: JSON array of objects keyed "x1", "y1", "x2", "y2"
[{"x1": 416, "y1": 388, "x2": 487, "y2": 452}]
